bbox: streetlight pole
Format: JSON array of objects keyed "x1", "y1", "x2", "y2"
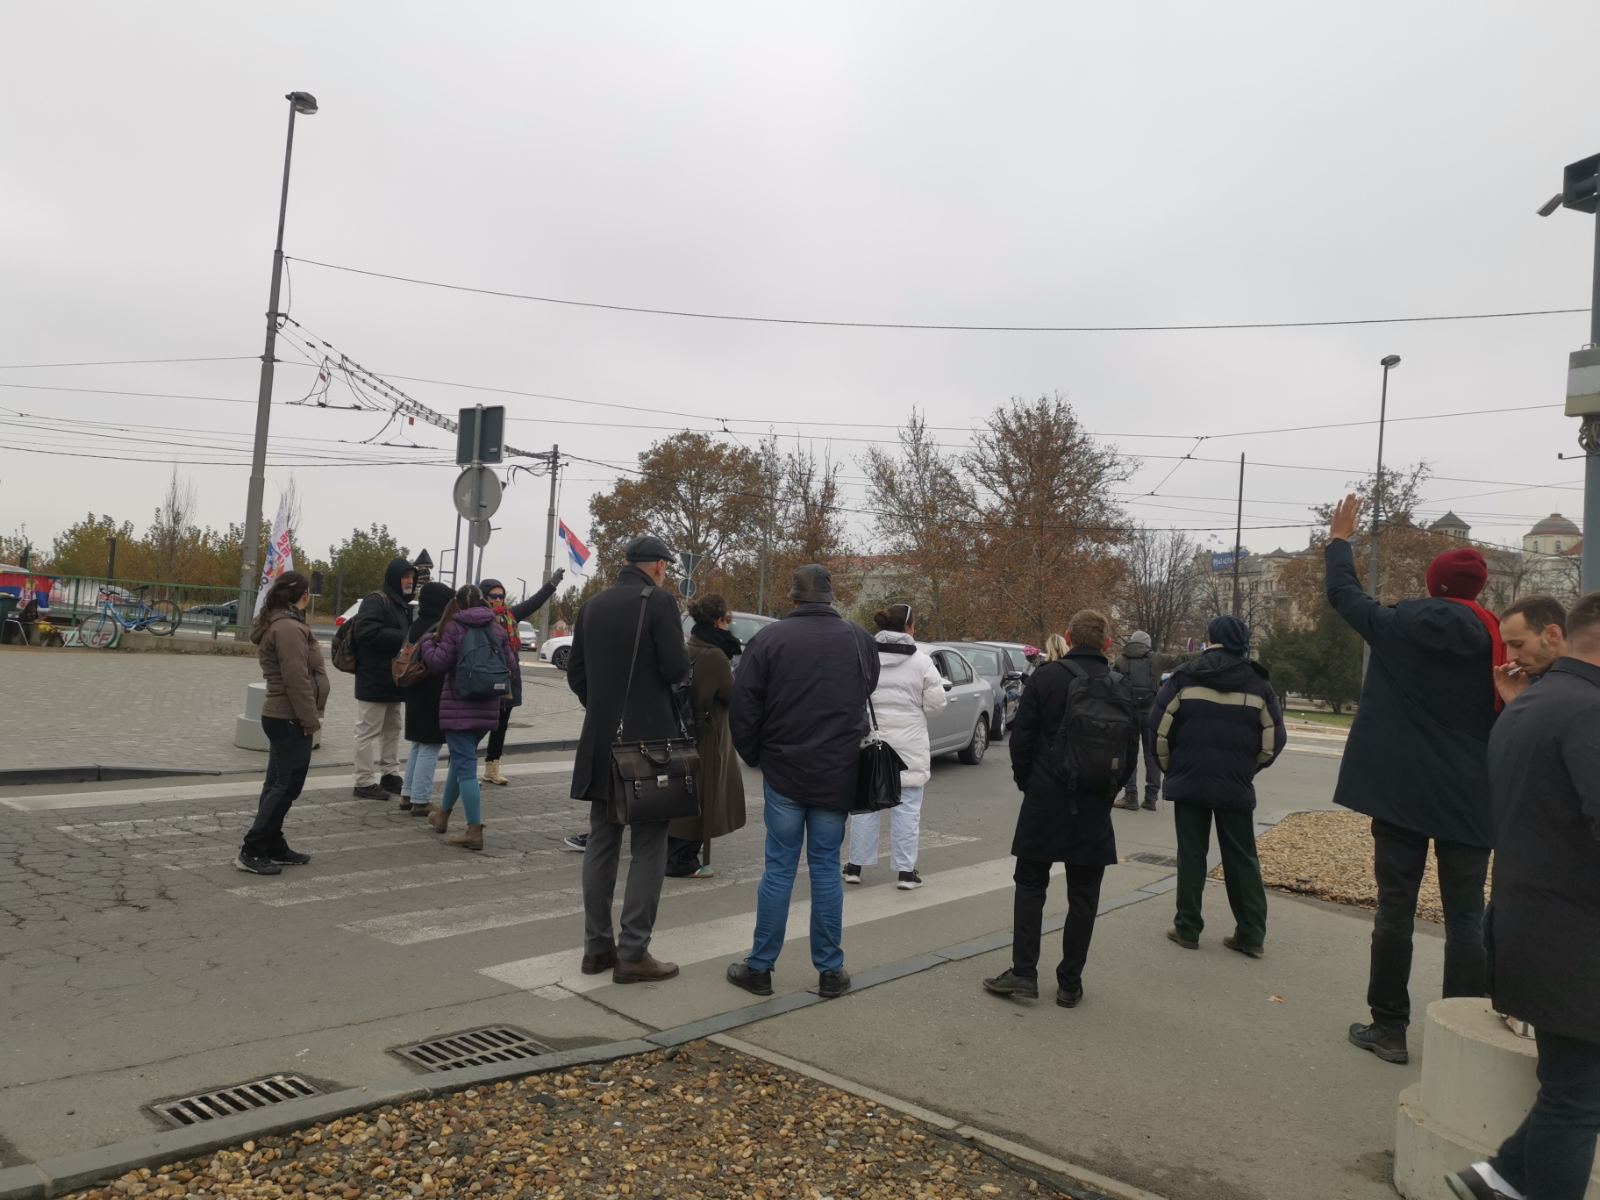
[
  {"x1": 236, "y1": 91, "x2": 318, "y2": 636},
  {"x1": 539, "y1": 445, "x2": 560, "y2": 645},
  {"x1": 1369, "y1": 355, "x2": 1401, "y2": 598}
]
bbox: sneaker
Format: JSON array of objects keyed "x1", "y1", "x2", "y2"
[
  {"x1": 1056, "y1": 985, "x2": 1084, "y2": 1009},
  {"x1": 267, "y1": 848, "x2": 312, "y2": 867},
  {"x1": 1166, "y1": 928, "x2": 1200, "y2": 950},
  {"x1": 352, "y1": 784, "x2": 389, "y2": 801},
  {"x1": 896, "y1": 870, "x2": 924, "y2": 891},
  {"x1": 842, "y1": 863, "x2": 863, "y2": 885},
  {"x1": 1349, "y1": 1022, "x2": 1409, "y2": 1064},
  {"x1": 817, "y1": 969, "x2": 852, "y2": 1000},
  {"x1": 982, "y1": 970, "x2": 1039, "y2": 1000},
  {"x1": 234, "y1": 850, "x2": 282, "y2": 875},
  {"x1": 562, "y1": 833, "x2": 589, "y2": 853},
  {"x1": 727, "y1": 961, "x2": 774, "y2": 997},
  {"x1": 1447, "y1": 1163, "x2": 1523, "y2": 1200},
  {"x1": 380, "y1": 774, "x2": 404, "y2": 795}
]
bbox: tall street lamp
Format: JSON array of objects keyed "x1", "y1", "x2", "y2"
[
  {"x1": 236, "y1": 91, "x2": 319, "y2": 634},
  {"x1": 1369, "y1": 354, "x2": 1401, "y2": 598}
]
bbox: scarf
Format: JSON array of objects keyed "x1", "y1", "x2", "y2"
[
  {"x1": 489, "y1": 599, "x2": 520, "y2": 648},
  {"x1": 1442, "y1": 597, "x2": 1508, "y2": 713},
  {"x1": 692, "y1": 621, "x2": 742, "y2": 661}
]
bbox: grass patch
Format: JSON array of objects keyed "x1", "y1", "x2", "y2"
[{"x1": 1285, "y1": 708, "x2": 1352, "y2": 728}]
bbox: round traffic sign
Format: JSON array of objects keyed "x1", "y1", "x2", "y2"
[{"x1": 452, "y1": 467, "x2": 503, "y2": 522}]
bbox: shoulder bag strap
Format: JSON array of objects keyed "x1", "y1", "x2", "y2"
[
  {"x1": 614, "y1": 585, "x2": 655, "y2": 741},
  {"x1": 855, "y1": 632, "x2": 881, "y2": 733}
]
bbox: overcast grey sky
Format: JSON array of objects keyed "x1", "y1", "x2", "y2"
[{"x1": 3, "y1": 2, "x2": 1598, "y2": 589}]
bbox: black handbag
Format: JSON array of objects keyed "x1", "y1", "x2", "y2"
[
  {"x1": 853, "y1": 695, "x2": 907, "y2": 814},
  {"x1": 606, "y1": 586, "x2": 702, "y2": 825}
]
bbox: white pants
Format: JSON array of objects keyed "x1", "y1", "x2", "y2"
[
  {"x1": 354, "y1": 700, "x2": 403, "y2": 785},
  {"x1": 846, "y1": 785, "x2": 925, "y2": 873}
]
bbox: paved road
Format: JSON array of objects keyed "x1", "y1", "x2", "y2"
[
  {"x1": 0, "y1": 649, "x2": 582, "y2": 773},
  {"x1": 0, "y1": 724, "x2": 1350, "y2": 1169}
]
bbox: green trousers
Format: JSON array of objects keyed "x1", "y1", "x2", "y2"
[{"x1": 1173, "y1": 802, "x2": 1267, "y2": 947}]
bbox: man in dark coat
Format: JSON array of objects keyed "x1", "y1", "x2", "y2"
[
  {"x1": 1114, "y1": 630, "x2": 1162, "y2": 810},
  {"x1": 1324, "y1": 494, "x2": 1501, "y2": 1065},
  {"x1": 984, "y1": 608, "x2": 1137, "y2": 1009},
  {"x1": 1149, "y1": 615, "x2": 1286, "y2": 957},
  {"x1": 566, "y1": 536, "x2": 690, "y2": 985},
  {"x1": 725, "y1": 565, "x2": 878, "y2": 1001},
  {"x1": 351, "y1": 556, "x2": 415, "y2": 800},
  {"x1": 1449, "y1": 591, "x2": 1600, "y2": 1200}
]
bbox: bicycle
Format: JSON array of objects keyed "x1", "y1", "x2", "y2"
[{"x1": 86, "y1": 585, "x2": 181, "y2": 647}]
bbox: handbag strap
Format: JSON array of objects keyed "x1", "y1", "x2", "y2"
[{"x1": 615, "y1": 585, "x2": 655, "y2": 741}]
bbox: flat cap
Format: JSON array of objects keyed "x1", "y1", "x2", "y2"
[{"x1": 625, "y1": 534, "x2": 676, "y2": 563}]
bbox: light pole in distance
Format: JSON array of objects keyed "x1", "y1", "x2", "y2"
[{"x1": 1369, "y1": 354, "x2": 1401, "y2": 597}]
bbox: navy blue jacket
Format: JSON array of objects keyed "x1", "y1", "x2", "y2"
[
  {"x1": 1147, "y1": 649, "x2": 1286, "y2": 812},
  {"x1": 1325, "y1": 538, "x2": 1496, "y2": 847},
  {"x1": 730, "y1": 604, "x2": 879, "y2": 810}
]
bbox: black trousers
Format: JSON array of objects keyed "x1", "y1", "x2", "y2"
[
  {"x1": 485, "y1": 705, "x2": 512, "y2": 760},
  {"x1": 1368, "y1": 817, "x2": 1490, "y2": 1030},
  {"x1": 243, "y1": 717, "x2": 313, "y2": 856},
  {"x1": 1491, "y1": 1028, "x2": 1600, "y2": 1200},
  {"x1": 665, "y1": 836, "x2": 704, "y2": 876},
  {"x1": 1011, "y1": 858, "x2": 1105, "y2": 990}
]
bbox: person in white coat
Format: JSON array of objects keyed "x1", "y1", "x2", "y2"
[{"x1": 844, "y1": 603, "x2": 948, "y2": 890}]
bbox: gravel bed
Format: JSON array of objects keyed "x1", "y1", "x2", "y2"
[
  {"x1": 65, "y1": 1043, "x2": 1071, "y2": 1200},
  {"x1": 1240, "y1": 810, "x2": 1491, "y2": 924}
]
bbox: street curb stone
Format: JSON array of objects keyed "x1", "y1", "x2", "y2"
[{"x1": 0, "y1": 1167, "x2": 46, "y2": 1200}]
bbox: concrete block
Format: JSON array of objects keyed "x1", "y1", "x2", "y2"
[
  {"x1": 245, "y1": 681, "x2": 267, "y2": 720},
  {"x1": 235, "y1": 683, "x2": 320, "y2": 751},
  {"x1": 0, "y1": 1164, "x2": 47, "y2": 1200}
]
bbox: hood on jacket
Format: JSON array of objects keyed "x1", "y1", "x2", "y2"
[
  {"x1": 416, "y1": 581, "x2": 453, "y2": 625},
  {"x1": 875, "y1": 629, "x2": 919, "y2": 662},
  {"x1": 382, "y1": 557, "x2": 416, "y2": 604},
  {"x1": 1122, "y1": 631, "x2": 1153, "y2": 658},
  {"x1": 450, "y1": 605, "x2": 497, "y2": 629},
  {"x1": 250, "y1": 607, "x2": 306, "y2": 645},
  {"x1": 1181, "y1": 647, "x2": 1269, "y2": 691}
]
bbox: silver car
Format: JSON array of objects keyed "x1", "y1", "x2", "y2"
[
  {"x1": 920, "y1": 643, "x2": 998, "y2": 765},
  {"x1": 942, "y1": 641, "x2": 1024, "y2": 742}
]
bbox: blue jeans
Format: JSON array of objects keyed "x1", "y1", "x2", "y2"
[
  {"x1": 402, "y1": 742, "x2": 442, "y2": 804},
  {"x1": 439, "y1": 730, "x2": 486, "y2": 824},
  {"x1": 748, "y1": 782, "x2": 847, "y2": 974}
]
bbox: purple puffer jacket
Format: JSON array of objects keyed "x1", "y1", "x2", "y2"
[{"x1": 419, "y1": 606, "x2": 517, "y2": 732}]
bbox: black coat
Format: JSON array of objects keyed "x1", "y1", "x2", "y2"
[
  {"x1": 502, "y1": 578, "x2": 558, "y2": 707},
  {"x1": 402, "y1": 609, "x2": 447, "y2": 746},
  {"x1": 352, "y1": 558, "x2": 414, "y2": 704},
  {"x1": 1007, "y1": 648, "x2": 1135, "y2": 865},
  {"x1": 566, "y1": 567, "x2": 691, "y2": 803},
  {"x1": 1487, "y1": 658, "x2": 1600, "y2": 1043},
  {"x1": 1147, "y1": 649, "x2": 1286, "y2": 812},
  {"x1": 729, "y1": 604, "x2": 880, "y2": 811},
  {"x1": 1325, "y1": 539, "x2": 1497, "y2": 847}
]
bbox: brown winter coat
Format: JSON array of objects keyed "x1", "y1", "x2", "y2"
[
  {"x1": 253, "y1": 608, "x2": 331, "y2": 733},
  {"x1": 669, "y1": 635, "x2": 747, "y2": 842}
]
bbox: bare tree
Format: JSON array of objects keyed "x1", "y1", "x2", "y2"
[
  {"x1": 1117, "y1": 526, "x2": 1202, "y2": 651},
  {"x1": 149, "y1": 466, "x2": 198, "y2": 581}
]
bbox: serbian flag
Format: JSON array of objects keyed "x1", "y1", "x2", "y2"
[{"x1": 559, "y1": 520, "x2": 590, "y2": 574}]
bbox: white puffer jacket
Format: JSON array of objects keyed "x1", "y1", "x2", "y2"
[{"x1": 870, "y1": 631, "x2": 948, "y2": 788}]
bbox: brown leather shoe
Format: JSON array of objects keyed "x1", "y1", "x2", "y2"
[
  {"x1": 427, "y1": 805, "x2": 449, "y2": 833},
  {"x1": 581, "y1": 950, "x2": 618, "y2": 976},
  {"x1": 613, "y1": 953, "x2": 680, "y2": 984},
  {"x1": 447, "y1": 823, "x2": 484, "y2": 851}
]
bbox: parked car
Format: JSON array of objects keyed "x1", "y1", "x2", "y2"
[
  {"x1": 939, "y1": 641, "x2": 1023, "y2": 742},
  {"x1": 679, "y1": 610, "x2": 776, "y2": 669},
  {"x1": 185, "y1": 599, "x2": 239, "y2": 622},
  {"x1": 920, "y1": 643, "x2": 998, "y2": 765},
  {"x1": 517, "y1": 620, "x2": 537, "y2": 650},
  {"x1": 539, "y1": 633, "x2": 574, "y2": 670}
]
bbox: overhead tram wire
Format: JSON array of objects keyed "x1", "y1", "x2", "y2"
[
  {"x1": 283, "y1": 257, "x2": 1588, "y2": 333},
  {"x1": 0, "y1": 355, "x2": 260, "y2": 369}
]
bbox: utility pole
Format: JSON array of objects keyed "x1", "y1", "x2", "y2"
[
  {"x1": 1231, "y1": 454, "x2": 1244, "y2": 617},
  {"x1": 539, "y1": 445, "x2": 560, "y2": 645},
  {"x1": 1369, "y1": 356, "x2": 1401, "y2": 598},
  {"x1": 237, "y1": 92, "x2": 318, "y2": 638}
]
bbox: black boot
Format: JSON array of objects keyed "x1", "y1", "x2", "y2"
[{"x1": 1348, "y1": 1022, "x2": 1409, "y2": 1064}]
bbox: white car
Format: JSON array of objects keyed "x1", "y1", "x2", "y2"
[
  {"x1": 540, "y1": 633, "x2": 574, "y2": 670},
  {"x1": 517, "y1": 621, "x2": 537, "y2": 650}
]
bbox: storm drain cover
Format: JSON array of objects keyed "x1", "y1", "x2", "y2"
[
  {"x1": 1129, "y1": 852, "x2": 1179, "y2": 868},
  {"x1": 150, "y1": 1074, "x2": 323, "y2": 1128},
  {"x1": 392, "y1": 1025, "x2": 554, "y2": 1073}
]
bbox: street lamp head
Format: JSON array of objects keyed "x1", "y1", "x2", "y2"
[
  {"x1": 286, "y1": 91, "x2": 319, "y2": 115},
  {"x1": 1380, "y1": 354, "x2": 1401, "y2": 369},
  {"x1": 1537, "y1": 193, "x2": 1565, "y2": 218}
]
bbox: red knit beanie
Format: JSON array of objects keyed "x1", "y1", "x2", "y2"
[{"x1": 1426, "y1": 547, "x2": 1488, "y2": 600}]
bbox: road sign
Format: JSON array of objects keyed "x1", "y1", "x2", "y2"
[
  {"x1": 456, "y1": 406, "x2": 505, "y2": 465},
  {"x1": 680, "y1": 576, "x2": 697, "y2": 599},
  {"x1": 453, "y1": 467, "x2": 503, "y2": 522},
  {"x1": 471, "y1": 520, "x2": 492, "y2": 548}
]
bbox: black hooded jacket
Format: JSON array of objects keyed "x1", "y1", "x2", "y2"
[
  {"x1": 403, "y1": 581, "x2": 452, "y2": 744},
  {"x1": 1147, "y1": 648, "x2": 1286, "y2": 812},
  {"x1": 352, "y1": 557, "x2": 414, "y2": 703}
]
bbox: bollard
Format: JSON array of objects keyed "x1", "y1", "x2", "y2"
[{"x1": 234, "y1": 681, "x2": 322, "y2": 751}]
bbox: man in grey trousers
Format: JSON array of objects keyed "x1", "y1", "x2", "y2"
[{"x1": 566, "y1": 536, "x2": 690, "y2": 984}]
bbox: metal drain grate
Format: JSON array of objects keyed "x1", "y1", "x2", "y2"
[
  {"x1": 150, "y1": 1074, "x2": 323, "y2": 1128},
  {"x1": 392, "y1": 1026, "x2": 555, "y2": 1073},
  {"x1": 1129, "y1": 852, "x2": 1179, "y2": 868}
]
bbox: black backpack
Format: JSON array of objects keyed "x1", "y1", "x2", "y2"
[
  {"x1": 454, "y1": 622, "x2": 512, "y2": 701},
  {"x1": 1121, "y1": 654, "x2": 1156, "y2": 709},
  {"x1": 1047, "y1": 661, "x2": 1138, "y2": 798}
]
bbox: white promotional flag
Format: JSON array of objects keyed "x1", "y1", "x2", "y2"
[{"x1": 254, "y1": 493, "x2": 295, "y2": 616}]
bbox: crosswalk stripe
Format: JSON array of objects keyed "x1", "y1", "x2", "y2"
[{"x1": 228, "y1": 858, "x2": 529, "y2": 906}]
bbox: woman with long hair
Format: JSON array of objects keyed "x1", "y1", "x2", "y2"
[
  {"x1": 1044, "y1": 634, "x2": 1069, "y2": 663},
  {"x1": 419, "y1": 583, "x2": 518, "y2": 850},
  {"x1": 237, "y1": 571, "x2": 328, "y2": 875},
  {"x1": 399, "y1": 581, "x2": 454, "y2": 815},
  {"x1": 665, "y1": 594, "x2": 747, "y2": 878},
  {"x1": 844, "y1": 602, "x2": 947, "y2": 889}
]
